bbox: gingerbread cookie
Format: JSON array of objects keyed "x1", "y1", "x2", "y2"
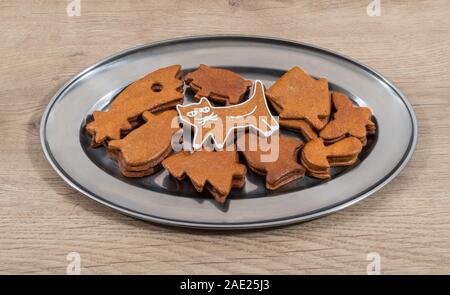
[
  {"x1": 320, "y1": 92, "x2": 375, "y2": 145},
  {"x1": 185, "y1": 64, "x2": 252, "y2": 105},
  {"x1": 301, "y1": 137, "x2": 362, "y2": 179},
  {"x1": 177, "y1": 80, "x2": 279, "y2": 150},
  {"x1": 278, "y1": 119, "x2": 319, "y2": 141},
  {"x1": 108, "y1": 110, "x2": 179, "y2": 178},
  {"x1": 266, "y1": 66, "x2": 331, "y2": 130},
  {"x1": 239, "y1": 133, "x2": 305, "y2": 190},
  {"x1": 162, "y1": 149, "x2": 246, "y2": 203},
  {"x1": 86, "y1": 65, "x2": 184, "y2": 146}
]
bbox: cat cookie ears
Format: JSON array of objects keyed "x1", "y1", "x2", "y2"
[{"x1": 177, "y1": 80, "x2": 279, "y2": 150}]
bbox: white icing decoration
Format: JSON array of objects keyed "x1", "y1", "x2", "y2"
[{"x1": 176, "y1": 80, "x2": 279, "y2": 150}]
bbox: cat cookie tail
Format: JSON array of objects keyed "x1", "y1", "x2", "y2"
[{"x1": 250, "y1": 80, "x2": 279, "y2": 136}]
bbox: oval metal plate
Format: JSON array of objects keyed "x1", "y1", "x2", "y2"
[{"x1": 40, "y1": 36, "x2": 417, "y2": 229}]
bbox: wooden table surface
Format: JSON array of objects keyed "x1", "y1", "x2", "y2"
[{"x1": 1, "y1": 0, "x2": 449, "y2": 275}]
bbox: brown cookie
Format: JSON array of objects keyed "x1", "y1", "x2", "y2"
[
  {"x1": 320, "y1": 92, "x2": 375, "y2": 145},
  {"x1": 240, "y1": 133, "x2": 305, "y2": 190},
  {"x1": 177, "y1": 80, "x2": 279, "y2": 150},
  {"x1": 185, "y1": 64, "x2": 252, "y2": 105},
  {"x1": 278, "y1": 119, "x2": 319, "y2": 141},
  {"x1": 86, "y1": 65, "x2": 184, "y2": 146},
  {"x1": 366, "y1": 119, "x2": 377, "y2": 134},
  {"x1": 108, "y1": 110, "x2": 179, "y2": 178},
  {"x1": 301, "y1": 137, "x2": 362, "y2": 179},
  {"x1": 266, "y1": 66, "x2": 331, "y2": 130},
  {"x1": 162, "y1": 149, "x2": 246, "y2": 203},
  {"x1": 118, "y1": 164, "x2": 161, "y2": 178}
]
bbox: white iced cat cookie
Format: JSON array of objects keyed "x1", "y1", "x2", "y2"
[{"x1": 177, "y1": 80, "x2": 279, "y2": 150}]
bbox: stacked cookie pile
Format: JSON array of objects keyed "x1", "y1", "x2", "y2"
[
  {"x1": 85, "y1": 64, "x2": 376, "y2": 204},
  {"x1": 319, "y1": 92, "x2": 376, "y2": 146},
  {"x1": 86, "y1": 65, "x2": 184, "y2": 177},
  {"x1": 162, "y1": 150, "x2": 247, "y2": 203},
  {"x1": 107, "y1": 111, "x2": 179, "y2": 177},
  {"x1": 266, "y1": 66, "x2": 331, "y2": 141},
  {"x1": 300, "y1": 137, "x2": 362, "y2": 179},
  {"x1": 265, "y1": 66, "x2": 376, "y2": 180}
]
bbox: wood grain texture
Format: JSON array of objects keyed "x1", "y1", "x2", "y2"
[{"x1": 1, "y1": 0, "x2": 450, "y2": 274}]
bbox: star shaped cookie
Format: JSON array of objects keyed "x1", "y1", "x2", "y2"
[{"x1": 266, "y1": 66, "x2": 331, "y2": 130}]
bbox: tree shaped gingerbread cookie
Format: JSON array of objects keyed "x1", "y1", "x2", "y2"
[{"x1": 162, "y1": 149, "x2": 246, "y2": 203}]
